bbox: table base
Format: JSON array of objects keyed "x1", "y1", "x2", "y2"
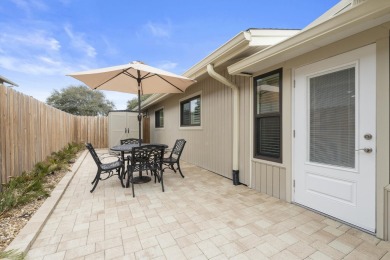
[{"x1": 132, "y1": 176, "x2": 151, "y2": 184}]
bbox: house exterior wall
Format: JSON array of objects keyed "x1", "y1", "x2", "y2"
[
  {"x1": 147, "y1": 22, "x2": 389, "y2": 239},
  {"x1": 148, "y1": 72, "x2": 253, "y2": 184},
  {"x1": 250, "y1": 23, "x2": 390, "y2": 238},
  {"x1": 386, "y1": 185, "x2": 390, "y2": 240}
]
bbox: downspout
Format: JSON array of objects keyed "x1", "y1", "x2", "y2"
[{"x1": 207, "y1": 64, "x2": 240, "y2": 185}]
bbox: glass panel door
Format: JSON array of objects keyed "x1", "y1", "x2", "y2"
[{"x1": 309, "y1": 67, "x2": 356, "y2": 168}]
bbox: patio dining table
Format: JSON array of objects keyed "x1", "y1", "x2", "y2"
[{"x1": 111, "y1": 143, "x2": 168, "y2": 184}]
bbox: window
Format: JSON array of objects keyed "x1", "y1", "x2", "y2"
[
  {"x1": 155, "y1": 108, "x2": 164, "y2": 128},
  {"x1": 253, "y1": 68, "x2": 282, "y2": 162},
  {"x1": 180, "y1": 95, "x2": 201, "y2": 127}
]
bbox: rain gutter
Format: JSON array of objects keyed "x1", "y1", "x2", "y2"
[
  {"x1": 228, "y1": 0, "x2": 390, "y2": 74},
  {"x1": 0, "y1": 75, "x2": 18, "y2": 87},
  {"x1": 207, "y1": 64, "x2": 240, "y2": 185}
]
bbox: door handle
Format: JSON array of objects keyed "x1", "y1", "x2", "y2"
[
  {"x1": 125, "y1": 128, "x2": 127, "y2": 133},
  {"x1": 355, "y1": 148, "x2": 372, "y2": 153}
]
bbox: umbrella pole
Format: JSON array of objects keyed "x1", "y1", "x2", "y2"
[
  {"x1": 134, "y1": 78, "x2": 151, "y2": 184},
  {"x1": 137, "y1": 73, "x2": 142, "y2": 147},
  {"x1": 137, "y1": 86, "x2": 142, "y2": 147}
]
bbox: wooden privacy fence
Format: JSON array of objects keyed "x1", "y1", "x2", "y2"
[{"x1": 0, "y1": 84, "x2": 108, "y2": 188}]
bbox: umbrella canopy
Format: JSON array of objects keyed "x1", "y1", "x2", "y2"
[
  {"x1": 68, "y1": 61, "x2": 196, "y2": 144},
  {"x1": 68, "y1": 61, "x2": 195, "y2": 94}
]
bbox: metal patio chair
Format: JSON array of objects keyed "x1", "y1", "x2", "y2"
[
  {"x1": 126, "y1": 145, "x2": 165, "y2": 197},
  {"x1": 120, "y1": 138, "x2": 143, "y2": 166},
  {"x1": 85, "y1": 143, "x2": 124, "y2": 193},
  {"x1": 163, "y1": 139, "x2": 186, "y2": 178},
  {"x1": 120, "y1": 138, "x2": 142, "y2": 145}
]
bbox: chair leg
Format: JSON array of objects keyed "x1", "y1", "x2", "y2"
[
  {"x1": 91, "y1": 173, "x2": 98, "y2": 185},
  {"x1": 177, "y1": 162, "x2": 185, "y2": 178},
  {"x1": 169, "y1": 164, "x2": 176, "y2": 173},
  {"x1": 119, "y1": 167, "x2": 125, "y2": 188},
  {"x1": 130, "y1": 171, "x2": 135, "y2": 198},
  {"x1": 90, "y1": 169, "x2": 101, "y2": 193},
  {"x1": 126, "y1": 166, "x2": 131, "y2": 188},
  {"x1": 160, "y1": 170, "x2": 164, "y2": 192}
]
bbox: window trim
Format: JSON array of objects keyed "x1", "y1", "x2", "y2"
[
  {"x1": 179, "y1": 91, "x2": 202, "y2": 129},
  {"x1": 253, "y1": 68, "x2": 283, "y2": 163},
  {"x1": 154, "y1": 107, "x2": 164, "y2": 129}
]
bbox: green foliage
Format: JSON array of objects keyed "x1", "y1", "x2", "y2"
[
  {"x1": 0, "y1": 142, "x2": 84, "y2": 216},
  {"x1": 0, "y1": 249, "x2": 26, "y2": 260},
  {"x1": 127, "y1": 94, "x2": 152, "y2": 110},
  {"x1": 46, "y1": 85, "x2": 115, "y2": 116}
]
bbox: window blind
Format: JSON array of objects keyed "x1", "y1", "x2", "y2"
[
  {"x1": 309, "y1": 67, "x2": 355, "y2": 168},
  {"x1": 181, "y1": 96, "x2": 200, "y2": 126},
  {"x1": 256, "y1": 117, "x2": 280, "y2": 158}
]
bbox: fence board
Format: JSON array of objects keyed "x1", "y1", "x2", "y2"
[{"x1": 0, "y1": 85, "x2": 108, "y2": 186}]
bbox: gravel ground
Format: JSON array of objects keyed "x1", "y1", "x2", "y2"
[{"x1": 0, "y1": 167, "x2": 69, "y2": 251}]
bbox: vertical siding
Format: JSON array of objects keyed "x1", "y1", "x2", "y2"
[
  {"x1": 250, "y1": 160, "x2": 286, "y2": 200},
  {"x1": 147, "y1": 68, "x2": 286, "y2": 195},
  {"x1": 385, "y1": 185, "x2": 390, "y2": 240},
  {"x1": 148, "y1": 69, "x2": 250, "y2": 181}
]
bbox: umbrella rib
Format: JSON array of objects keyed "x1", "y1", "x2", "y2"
[
  {"x1": 141, "y1": 73, "x2": 153, "y2": 80},
  {"x1": 123, "y1": 71, "x2": 138, "y2": 80},
  {"x1": 94, "y1": 69, "x2": 132, "y2": 89},
  {"x1": 155, "y1": 74, "x2": 184, "y2": 92}
]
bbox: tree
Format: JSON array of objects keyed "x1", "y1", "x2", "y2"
[
  {"x1": 46, "y1": 85, "x2": 115, "y2": 116},
  {"x1": 127, "y1": 94, "x2": 152, "y2": 111}
]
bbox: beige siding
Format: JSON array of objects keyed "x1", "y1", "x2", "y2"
[
  {"x1": 147, "y1": 24, "x2": 389, "y2": 240},
  {"x1": 385, "y1": 185, "x2": 390, "y2": 240},
  {"x1": 250, "y1": 23, "x2": 390, "y2": 237},
  {"x1": 251, "y1": 161, "x2": 286, "y2": 200},
  {"x1": 148, "y1": 69, "x2": 252, "y2": 183}
]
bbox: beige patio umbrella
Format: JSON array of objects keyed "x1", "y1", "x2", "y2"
[{"x1": 68, "y1": 61, "x2": 196, "y2": 143}]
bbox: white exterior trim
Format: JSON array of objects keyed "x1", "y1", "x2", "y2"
[{"x1": 178, "y1": 91, "x2": 203, "y2": 130}]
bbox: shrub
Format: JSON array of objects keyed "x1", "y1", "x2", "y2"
[{"x1": 0, "y1": 142, "x2": 84, "y2": 216}]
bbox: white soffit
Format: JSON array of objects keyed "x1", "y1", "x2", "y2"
[
  {"x1": 228, "y1": 0, "x2": 390, "y2": 75},
  {"x1": 183, "y1": 29, "x2": 300, "y2": 80},
  {"x1": 143, "y1": 28, "x2": 300, "y2": 109}
]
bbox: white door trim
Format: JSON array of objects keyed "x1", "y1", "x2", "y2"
[{"x1": 292, "y1": 44, "x2": 376, "y2": 232}]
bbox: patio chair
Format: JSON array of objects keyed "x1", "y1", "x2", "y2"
[
  {"x1": 85, "y1": 143, "x2": 124, "y2": 193},
  {"x1": 163, "y1": 139, "x2": 186, "y2": 178},
  {"x1": 127, "y1": 145, "x2": 165, "y2": 197},
  {"x1": 120, "y1": 137, "x2": 143, "y2": 166},
  {"x1": 120, "y1": 138, "x2": 142, "y2": 145}
]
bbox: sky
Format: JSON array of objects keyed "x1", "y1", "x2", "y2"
[{"x1": 0, "y1": 0, "x2": 339, "y2": 110}]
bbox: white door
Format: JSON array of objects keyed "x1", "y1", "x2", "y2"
[
  {"x1": 294, "y1": 44, "x2": 376, "y2": 232},
  {"x1": 126, "y1": 113, "x2": 141, "y2": 139},
  {"x1": 109, "y1": 112, "x2": 128, "y2": 147}
]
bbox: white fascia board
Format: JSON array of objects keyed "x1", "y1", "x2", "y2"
[
  {"x1": 228, "y1": 0, "x2": 390, "y2": 75},
  {"x1": 248, "y1": 29, "x2": 300, "y2": 47},
  {"x1": 183, "y1": 29, "x2": 300, "y2": 79},
  {"x1": 142, "y1": 29, "x2": 300, "y2": 109},
  {"x1": 183, "y1": 31, "x2": 251, "y2": 79}
]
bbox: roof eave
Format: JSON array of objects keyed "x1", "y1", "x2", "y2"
[
  {"x1": 0, "y1": 75, "x2": 19, "y2": 87},
  {"x1": 182, "y1": 31, "x2": 252, "y2": 79},
  {"x1": 143, "y1": 29, "x2": 300, "y2": 109},
  {"x1": 228, "y1": 0, "x2": 390, "y2": 75}
]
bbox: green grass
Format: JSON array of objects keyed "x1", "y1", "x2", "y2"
[
  {"x1": 0, "y1": 142, "x2": 84, "y2": 217},
  {"x1": 0, "y1": 249, "x2": 26, "y2": 260}
]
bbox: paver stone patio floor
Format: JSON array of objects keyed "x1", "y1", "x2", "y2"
[{"x1": 25, "y1": 150, "x2": 390, "y2": 259}]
